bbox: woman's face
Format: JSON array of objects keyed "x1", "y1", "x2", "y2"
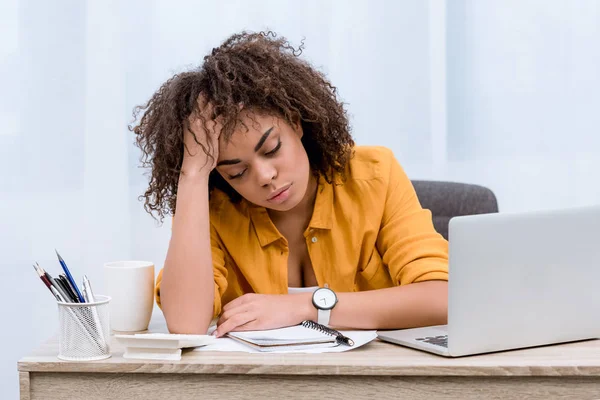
[{"x1": 215, "y1": 111, "x2": 311, "y2": 212}]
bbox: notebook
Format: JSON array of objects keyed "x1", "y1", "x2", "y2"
[{"x1": 226, "y1": 321, "x2": 353, "y2": 352}]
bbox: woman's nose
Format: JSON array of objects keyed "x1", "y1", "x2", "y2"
[{"x1": 256, "y1": 161, "x2": 277, "y2": 187}]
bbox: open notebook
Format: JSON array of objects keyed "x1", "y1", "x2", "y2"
[{"x1": 226, "y1": 321, "x2": 354, "y2": 352}]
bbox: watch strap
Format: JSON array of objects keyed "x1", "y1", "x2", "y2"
[{"x1": 317, "y1": 308, "x2": 331, "y2": 326}]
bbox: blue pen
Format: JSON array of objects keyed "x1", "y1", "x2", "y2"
[{"x1": 55, "y1": 249, "x2": 85, "y2": 302}]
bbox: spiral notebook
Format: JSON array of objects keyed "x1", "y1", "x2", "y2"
[{"x1": 226, "y1": 320, "x2": 354, "y2": 352}]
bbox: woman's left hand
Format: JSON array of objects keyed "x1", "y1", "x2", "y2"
[{"x1": 214, "y1": 293, "x2": 314, "y2": 337}]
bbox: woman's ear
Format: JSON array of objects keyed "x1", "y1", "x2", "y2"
[{"x1": 292, "y1": 114, "x2": 303, "y2": 139}]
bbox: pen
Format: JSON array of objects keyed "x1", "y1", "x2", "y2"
[
  {"x1": 81, "y1": 285, "x2": 89, "y2": 302},
  {"x1": 59, "y1": 274, "x2": 80, "y2": 303},
  {"x1": 335, "y1": 334, "x2": 355, "y2": 347},
  {"x1": 60, "y1": 273, "x2": 80, "y2": 301},
  {"x1": 34, "y1": 263, "x2": 71, "y2": 302},
  {"x1": 33, "y1": 263, "x2": 73, "y2": 306},
  {"x1": 301, "y1": 320, "x2": 355, "y2": 347},
  {"x1": 52, "y1": 277, "x2": 73, "y2": 302},
  {"x1": 50, "y1": 286, "x2": 66, "y2": 302},
  {"x1": 33, "y1": 261, "x2": 106, "y2": 353},
  {"x1": 55, "y1": 250, "x2": 85, "y2": 302},
  {"x1": 52, "y1": 287, "x2": 107, "y2": 352},
  {"x1": 82, "y1": 275, "x2": 108, "y2": 349},
  {"x1": 82, "y1": 275, "x2": 96, "y2": 302}
]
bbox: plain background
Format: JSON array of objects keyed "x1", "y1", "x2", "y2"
[{"x1": 1, "y1": 0, "x2": 599, "y2": 397}]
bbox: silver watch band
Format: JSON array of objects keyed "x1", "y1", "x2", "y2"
[{"x1": 318, "y1": 308, "x2": 331, "y2": 326}]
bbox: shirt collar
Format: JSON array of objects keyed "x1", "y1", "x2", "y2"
[
  {"x1": 248, "y1": 175, "x2": 334, "y2": 247},
  {"x1": 307, "y1": 175, "x2": 333, "y2": 230},
  {"x1": 249, "y1": 206, "x2": 283, "y2": 247}
]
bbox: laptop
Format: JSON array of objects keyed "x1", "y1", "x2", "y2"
[{"x1": 377, "y1": 205, "x2": 600, "y2": 357}]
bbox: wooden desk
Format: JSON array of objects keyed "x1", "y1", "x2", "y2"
[{"x1": 18, "y1": 335, "x2": 600, "y2": 400}]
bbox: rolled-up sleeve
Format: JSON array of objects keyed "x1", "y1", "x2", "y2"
[{"x1": 375, "y1": 150, "x2": 449, "y2": 285}]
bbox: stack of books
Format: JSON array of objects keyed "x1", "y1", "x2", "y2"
[{"x1": 115, "y1": 333, "x2": 216, "y2": 361}]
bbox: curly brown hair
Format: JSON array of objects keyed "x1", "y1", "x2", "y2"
[{"x1": 130, "y1": 31, "x2": 354, "y2": 221}]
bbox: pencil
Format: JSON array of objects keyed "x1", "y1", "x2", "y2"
[
  {"x1": 33, "y1": 262, "x2": 106, "y2": 352},
  {"x1": 33, "y1": 264, "x2": 54, "y2": 295},
  {"x1": 55, "y1": 250, "x2": 85, "y2": 302}
]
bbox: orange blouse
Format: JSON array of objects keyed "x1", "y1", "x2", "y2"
[{"x1": 156, "y1": 146, "x2": 449, "y2": 317}]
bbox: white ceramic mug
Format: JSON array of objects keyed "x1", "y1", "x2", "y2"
[{"x1": 104, "y1": 261, "x2": 155, "y2": 332}]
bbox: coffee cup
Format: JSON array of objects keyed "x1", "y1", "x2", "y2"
[{"x1": 104, "y1": 260, "x2": 155, "y2": 332}]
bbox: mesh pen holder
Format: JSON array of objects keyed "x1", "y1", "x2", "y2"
[{"x1": 57, "y1": 295, "x2": 111, "y2": 361}]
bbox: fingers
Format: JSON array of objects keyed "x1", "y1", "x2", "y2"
[
  {"x1": 215, "y1": 309, "x2": 256, "y2": 337},
  {"x1": 186, "y1": 95, "x2": 218, "y2": 141},
  {"x1": 217, "y1": 299, "x2": 252, "y2": 327},
  {"x1": 181, "y1": 95, "x2": 223, "y2": 172},
  {"x1": 222, "y1": 293, "x2": 254, "y2": 313},
  {"x1": 190, "y1": 95, "x2": 220, "y2": 134},
  {"x1": 216, "y1": 296, "x2": 257, "y2": 337}
]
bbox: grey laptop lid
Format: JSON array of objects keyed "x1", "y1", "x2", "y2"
[{"x1": 446, "y1": 205, "x2": 600, "y2": 356}]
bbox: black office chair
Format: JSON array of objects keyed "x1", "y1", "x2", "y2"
[{"x1": 411, "y1": 180, "x2": 499, "y2": 240}]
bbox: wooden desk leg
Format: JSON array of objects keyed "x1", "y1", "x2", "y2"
[{"x1": 19, "y1": 371, "x2": 30, "y2": 400}]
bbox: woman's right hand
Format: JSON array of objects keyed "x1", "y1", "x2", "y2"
[{"x1": 181, "y1": 96, "x2": 221, "y2": 177}]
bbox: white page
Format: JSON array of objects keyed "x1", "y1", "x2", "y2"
[
  {"x1": 115, "y1": 333, "x2": 215, "y2": 349},
  {"x1": 228, "y1": 325, "x2": 334, "y2": 344},
  {"x1": 194, "y1": 330, "x2": 377, "y2": 354}
]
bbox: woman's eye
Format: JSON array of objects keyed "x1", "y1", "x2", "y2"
[
  {"x1": 228, "y1": 170, "x2": 246, "y2": 179},
  {"x1": 265, "y1": 141, "x2": 282, "y2": 156},
  {"x1": 227, "y1": 141, "x2": 281, "y2": 179}
]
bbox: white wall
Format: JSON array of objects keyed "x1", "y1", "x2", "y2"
[
  {"x1": 1, "y1": 0, "x2": 599, "y2": 397},
  {"x1": 443, "y1": 0, "x2": 600, "y2": 212}
]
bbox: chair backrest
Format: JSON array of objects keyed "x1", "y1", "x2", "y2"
[{"x1": 411, "y1": 180, "x2": 499, "y2": 240}]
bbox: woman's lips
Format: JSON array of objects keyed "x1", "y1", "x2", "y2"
[{"x1": 267, "y1": 184, "x2": 292, "y2": 203}]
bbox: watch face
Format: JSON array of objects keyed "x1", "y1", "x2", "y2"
[{"x1": 312, "y1": 288, "x2": 337, "y2": 310}]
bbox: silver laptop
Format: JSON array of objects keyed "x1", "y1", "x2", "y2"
[{"x1": 377, "y1": 205, "x2": 600, "y2": 357}]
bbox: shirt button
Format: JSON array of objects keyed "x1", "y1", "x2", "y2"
[{"x1": 311, "y1": 237, "x2": 318, "y2": 243}]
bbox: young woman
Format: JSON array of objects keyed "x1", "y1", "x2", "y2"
[{"x1": 131, "y1": 31, "x2": 448, "y2": 336}]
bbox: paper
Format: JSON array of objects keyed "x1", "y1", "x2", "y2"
[
  {"x1": 228, "y1": 325, "x2": 335, "y2": 345},
  {"x1": 115, "y1": 333, "x2": 215, "y2": 349},
  {"x1": 195, "y1": 329, "x2": 377, "y2": 354}
]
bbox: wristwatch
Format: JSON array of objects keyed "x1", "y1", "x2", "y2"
[{"x1": 312, "y1": 286, "x2": 338, "y2": 326}]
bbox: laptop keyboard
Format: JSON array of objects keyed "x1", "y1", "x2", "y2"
[{"x1": 416, "y1": 335, "x2": 448, "y2": 348}]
